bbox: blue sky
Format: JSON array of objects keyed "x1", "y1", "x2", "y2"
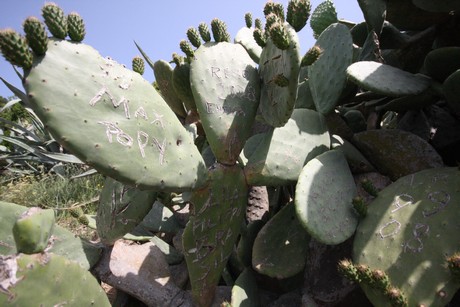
[{"x1": 0, "y1": 0, "x2": 363, "y2": 98}]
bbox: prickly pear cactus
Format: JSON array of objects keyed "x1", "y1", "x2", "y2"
[
  {"x1": 259, "y1": 22, "x2": 301, "y2": 127},
  {"x1": 23, "y1": 38, "x2": 207, "y2": 191},
  {"x1": 252, "y1": 202, "x2": 310, "y2": 278},
  {"x1": 295, "y1": 150, "x2": 359, "y2": 245},
  {"x1": 190, "y1": 42, "x2": 260, "y2": 164},
  {"x1": 182, "y1": 163, "x2": 247, "y2": 307},
  {"x1": 96, "y1": 177, "x2": 157, "y2": 245},
  {"x1": 353, "y1": 167, "x2": 460, "y2": 307},
  {"x1": 0, "y1": 201, "x2": 101, "y2": 270},
  {"x1": 0, "y1": 253, "x2": 110, "y2": 306}
]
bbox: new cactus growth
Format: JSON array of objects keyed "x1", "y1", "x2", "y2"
[
  {"x1": 41, "y1": 2, "x2": 68, "y2": 39},
  {"x1": 198, "y1": 22, "x2": 211, "y2": 42},
  {"x1": 22, "y1": 17, "x2": 48, "y2": 55},
  {"x1": 447, "y1": 253, "x2": 460, "y2": 281},
  {"x1": 187, "y1": 27, "x2": 202, "y2": 48},
  {"x1": 210, "y1": 18, "x2": 230, "y2": 43},
  {"x1": 0, "y1": 29, "x2": 33, "y2": 69},
  {"x1": 301, "y1": 45, "x2": 322, "y2": 66},
  {"x1": 287, "y1": 0, "x2": 312, "y2": 32},
  {"x1": 12, "y1": 207, "x2": 55, "y2": 254},
  {"x1": 67, "y1": 12, "x2": 85, "y2": 42}
]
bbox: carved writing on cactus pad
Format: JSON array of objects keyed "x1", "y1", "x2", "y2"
[
  {"x1": 210, "y1": 66, "x2": 258, "y2": 102},
  {"x1": 205, "y1": 102, "x2": 246, "y2": 116},
  {"x1": 378, "y1": 189, "x2": 451, "y2": 254}
]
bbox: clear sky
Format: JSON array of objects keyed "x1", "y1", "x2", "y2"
[{"x1": 0, "y1": 0, "x2": 363, "y2": 98}]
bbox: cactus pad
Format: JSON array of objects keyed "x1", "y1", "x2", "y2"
[
  {"x1": 353, "y1": 167, "x2": 460, "y2": 306},
  {"x1": 96, "y1": 177, "x2": 157, "y2": 245},
  {"x1": 0, "y1": 253, "x2": 110, "y2": 306},
  {"x1": 259, "y1": 22, "x2": 301, "y2": 127},
  {"x1": 252, "y1": 203, "x2": 310, "y2": 278},
  {"x1": 244, "y1": 109, "x2": 330, "y2": 186},
  {"x1": 308, "y1": 23, "x2": 353, "y2": 115},
  {"x1": 190, "y1": 42, "x2": 260, "y2": 165},
  {"x1": 183, "y1": 163, "x2": 247, "y2": 307},
  {"x1": 310, "y1": 0, "x2": 338, "y2": 38},
  {"x1": 295, "y1": 150, "x2": 359, "y2": 245},
  {"x1": 346, "y1": 61, "x2": 431, "y2": 97},
  {"x1": 23, "y1": 39, "x2": 207, "y2": 191}
]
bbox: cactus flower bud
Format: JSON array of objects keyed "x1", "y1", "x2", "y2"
[
  {"x1": 187, "y1": 27, "x2": 202, "y2": 48},
  {"x1": 67, "y1": 12, "x2": 86, "y2": 42},
  {"x1": 385, "y1": 287, "x2": 408, "y2": 307},
  {"x1": 287, "y1": 0, "x2": 311, "y2": 32},
  {"x1": 23, "y1": 16, "x2": 48, "y2": 55},
  {"x1": 0, "y1": 28, "x2": 33, "y2": 69},
  {"x1": 198, "y1": 22, "x2": 211, "y2": 42},
  {"x1": 371, "y1": 269, "x2": 390, "y2": 290},
  {"x1": 132, "y1": 56, "x2": 145, "y2": 75},
  {"x1": 254, "y1": 18, "x2": 263, "y2": 30},
  {"x1": 337, "y1": 258, "x2": 360, "y2": 283},
  {"x1": 253, "y1": 28, "x2": 266, "y2": 47},
  {"x1": 210, "y1": 18, "x2": 230, "y2": 43},
  {"x1": 361, "y1": 178, "x2": 379, "y2": 197},
  {"x1": 42, "y1": 2, "x2": 68, "y2": 39}
]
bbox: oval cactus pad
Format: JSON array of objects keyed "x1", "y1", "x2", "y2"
[
  {"x1": 24, "y1": 39, "x2": 206, "y2": 191},
  {"x1": 295, "y1": 150, "x2": 358, "y2": 245}
]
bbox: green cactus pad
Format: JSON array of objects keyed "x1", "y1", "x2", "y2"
[
  {"x1": 0, "y1": 201, "x2": 101, "y2": 270},
  {"x1": 22, "y1": 17, "x2": 48, "y2": 55},
  {"x1": 252, "y1": 203, "x2": 310, "y2": 278},
  {"x1": 346, "y1": 61, "x2": 431, "y2": 97},
  {"x1": 153, "y1": 59, "x2": 187, "y2": 118},
  {"x1": 234, "y1": 27, "x2": 262, "y2": 63},
  {"x1": 331, "y1": 134, "x2": 375, "y2": 174},
  {"x1": 244, "y1": 109, "x2": 330, "y2": 186},
  {"x1": 295, "y1": 150, "x2": 359, "y2": 245},
  {"x1": 12, "y1": 207, "x2": 55, "y2": 254},
  {"x1": 96, "y1": 177, "x2": 157, "y2": 245},
  {"x1": 134, "y1": 200, "x2": 182, "y2": 234},
  {"x1": 353, "y1": 129, "x2": 444, "y2": 181},
  {"x1": 0, "y1": 253, "x2": 110, "y2": 306},
  {"x1": 310, "y1": 0, "x2": 338, "y2": 39},
  {"x1": 23, "y1": 39, "x2": 207, "y2": 191},
  {"x1": 357, "y1": 0, "x2": 386, "y2": 35},
  {"x1": 353, "y1": 167, "x2": 460, "y2": 307},
  {"x1": 190, "y1": 42, "x2": 260, "y2": 165},
  {"x1": 308, "y1": 23, "x2": 353, "y2": 115},
  {"x1": 259, "y1": 22, "x2": 301, "y2": 127},
  {"x1": 232, "y1": 268, "x2": 260, "y2": 307},
  {"x1": 412, "y1": 0, "x2": 460, "y2": 12},
  {"x1": 183, "y1": 163, "x2": 247, "y2": 307},
  {"x1": 424, "y1": 47, "x2": 460, "y2": 82},
  {"x1": 172, "y1": 60, "x2": 197, "y2": 112},
  {"x1": 443, "y1": 69, "x2": 460, "y2": 116}
]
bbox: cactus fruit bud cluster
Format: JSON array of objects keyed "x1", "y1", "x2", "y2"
[
  {"x1": 132, "y1": 55, "x2": 145, "y2": 75},
  {"x1": 268, "y1": 18, "x2": 290, "y2": 50},
  {"x1": 23, "y1": 17, "x2": 48, "y2": 55},
  {"x1": 287, "y1": 0, "x2": 312, "y2": 32},
  {"x1": 0, "y1": 29, "x2": 33, "y2": 69},
  {"x1": 67, "y1": 12, "x2": 85, "y2": 42},
  {"x1": 210, "y1": 18, "x2": 230, "y2": 42},
  {"x1": 42, "y1": 2, "x2": 68, "y2": 39},
  {"x1": 68, "y1": 206, "x2": 89, "y2": 225},
  {"x1": 338, "y1": 259, "x2": 407, "y2": 306}
]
